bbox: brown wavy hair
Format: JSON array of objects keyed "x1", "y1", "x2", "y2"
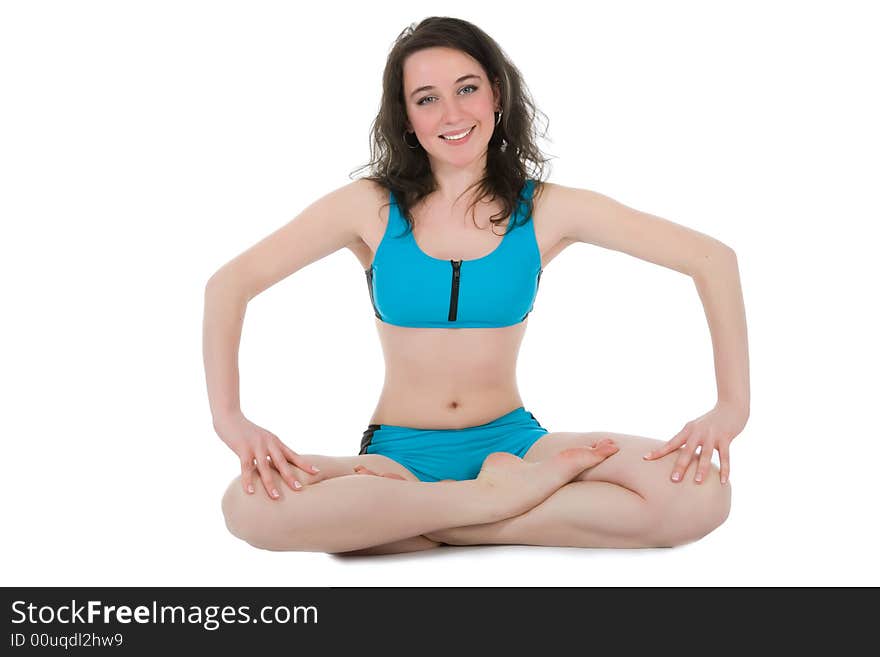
[{"x1": 349, "y1": 16, "x2": 555, "y2": 238}]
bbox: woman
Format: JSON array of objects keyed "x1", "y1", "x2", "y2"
[{"x1": 204, "y1": 17, "x2": 749, "y2": 555}]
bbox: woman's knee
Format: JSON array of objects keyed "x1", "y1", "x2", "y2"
[
  {"x1": 220, "y1": 471, "x2": 290, "y2": 549},
  {"x1": 219, "y1": 455, "x2": 351, "y2": 545},
  {"x1": 650, "y1": 470, "x2": 732, "y2": 546},
  {"x1": 220, "y1": 476, "x2": 254, "y2": 542}
]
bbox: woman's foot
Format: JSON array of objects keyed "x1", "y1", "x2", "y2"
[
  {"x1": 474, "y1": 438, "x2": 619, "y2": 520},
  {"x1": 351, "y1": 439, "x2": 620, "y2": 522}
]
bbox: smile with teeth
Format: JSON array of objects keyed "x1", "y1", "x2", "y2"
[{"x1": 439, "y1": 125, "x2": 474, "y2": 140}]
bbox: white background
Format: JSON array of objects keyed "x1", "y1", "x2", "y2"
[{"x1": 2, "y1": 0, "x2": 877, "y2": 586}]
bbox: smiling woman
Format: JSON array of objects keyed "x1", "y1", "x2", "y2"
[
  {"x1": 207, "y1": 15, "x2": 748, "y2": 556},
  {"x1": 351, "y1": 18, "x2": 553, "y2": 237}
]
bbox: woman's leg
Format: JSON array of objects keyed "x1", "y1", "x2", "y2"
[
  {"x1": 346, "y1": 477, "x2": 656, "y2": 552},
  {"x1": 220, "y1": 443, "x2": 619, "y2": 553},
  {"x1": 228, "y1": 452, "x2": 442, "y2": 556},
  {"x1": 427, "y1": 480, "x2": 660, "y2": 548},
  {"x1": 426, "y1": 432, "x2": 731, "y2": 549}
]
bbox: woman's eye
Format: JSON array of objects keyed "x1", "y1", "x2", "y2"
[{"x1": 417, "y1": 85, "x2": 478, "y2": 106}]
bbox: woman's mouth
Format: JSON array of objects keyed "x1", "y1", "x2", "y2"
[{"x1": 438, "y1": 125, "x2": 475, "y2": 144}]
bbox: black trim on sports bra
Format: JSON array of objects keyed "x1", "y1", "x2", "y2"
[
  {"x1": 364, "y1": 267, "x2": 381, "y2": 319},
  {"x1": 516, "y1": 268, "x2": 543, "y2": 323}
]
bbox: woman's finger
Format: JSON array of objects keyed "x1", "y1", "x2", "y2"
[
  {"x1": 254, "y1": 452, "x2": 280, "y2": 500},
  {"x1": 719, "y1": 440, "x2": 731, "y2": 485},
  {"x1": 645, "y1": 424, "x2": 691, "y2": 461},
  {"x1": 695, "y1": 443, "x2": 714, "y2": 484},
  {"x1": 268, "y1": 443, "x2": 303, "y2": 492},
  {"x1": 278, "y1": 442, "x2": 321, "y2": 476},
  {"x1": 240, "y1": 455, "x2": 257, "y2": 494},
  {"x1": 670, "y1": 440, "x2": 698, "y2": 483}
]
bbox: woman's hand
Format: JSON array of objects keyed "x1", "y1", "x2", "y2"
[
  {"x1": 215, "y1": 413, "x2": 323, "y2": 500},
  {"x1": 643, "y1": 401, "x2": 749, "y2": 485}
]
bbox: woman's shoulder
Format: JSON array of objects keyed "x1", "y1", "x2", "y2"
[{"x1": 355, "y1": 176, "x2": 390, "y2": 197}]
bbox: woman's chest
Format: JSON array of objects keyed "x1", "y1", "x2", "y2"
[{"x1": 349, "y1": 185, "x2": 575, "y2": 270}]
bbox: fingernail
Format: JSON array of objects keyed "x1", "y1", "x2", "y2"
[
  {"x1": 312, "y1": 466, "x2": 321, "y2": 472},
  {"x1": 271, "y1": 488, "x2": 279, "y2": 497},
  {"x1": 643, "y1": 453, "x2": 651, "y2": 459},
  {"x1": 247, "y1": 484, "x2": 254, "y2": 493},
  {"x1": 294, "y1": 481, "x2": 302, "y2": 489},
  {"x1": 696, "y1": 473, "x2": 702, "y2": 482},
  {"x1": 671, "y1": 472, "x2": 680, "y2": 481},
  {"x1": 721, "y1": 476, "x2": 727, "y2": 484}
]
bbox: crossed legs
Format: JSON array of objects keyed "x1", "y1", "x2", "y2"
[{"x1": 220, "y1": 432, "x2": 731, "y2": 554}]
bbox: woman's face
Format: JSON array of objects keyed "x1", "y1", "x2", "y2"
[{"x1": 402, "y1": 47, "x2": 500, "y2": 167}]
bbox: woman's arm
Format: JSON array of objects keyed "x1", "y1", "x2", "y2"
[
  {"x1": 645, "y1": 249, "x2": 749, "y2": 485},
  {"x1": 203, "y1": 277, "x2": 248, "y2": 429},
  {"x1": 692, "y1": 249, "x2": 750, "y2": 414},
  {"x1": 549, "y1": 182, "x2": 750, "y2": 484}
]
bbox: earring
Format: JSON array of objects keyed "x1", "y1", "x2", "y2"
[{"x1": 496, "y1": 109, "x2": 507, "y2": 152}]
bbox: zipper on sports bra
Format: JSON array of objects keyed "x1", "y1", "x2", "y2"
[{"x1": 448, "y1": 259, "x2": 462, "y2": 321}]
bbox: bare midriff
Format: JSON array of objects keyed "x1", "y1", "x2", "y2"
[{"x1": 368, "y1": 319, "x2": 528, "y2": 429}]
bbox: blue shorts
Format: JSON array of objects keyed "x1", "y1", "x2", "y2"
[{"x1": 358, "y1": 406, "x2": 549, "y2": 482}]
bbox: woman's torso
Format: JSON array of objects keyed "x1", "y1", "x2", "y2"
[{"x1": 347, "y1": 179, "x2": 576, "y2": 429}]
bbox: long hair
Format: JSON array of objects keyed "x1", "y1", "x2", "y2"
[{"x1": 349, "y1": 16, "x2": 555, "y2": 237}]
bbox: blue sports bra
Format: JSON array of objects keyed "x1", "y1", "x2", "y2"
[{"x1": 364, "y1": 179, "x2": 543, "y2": 328}]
